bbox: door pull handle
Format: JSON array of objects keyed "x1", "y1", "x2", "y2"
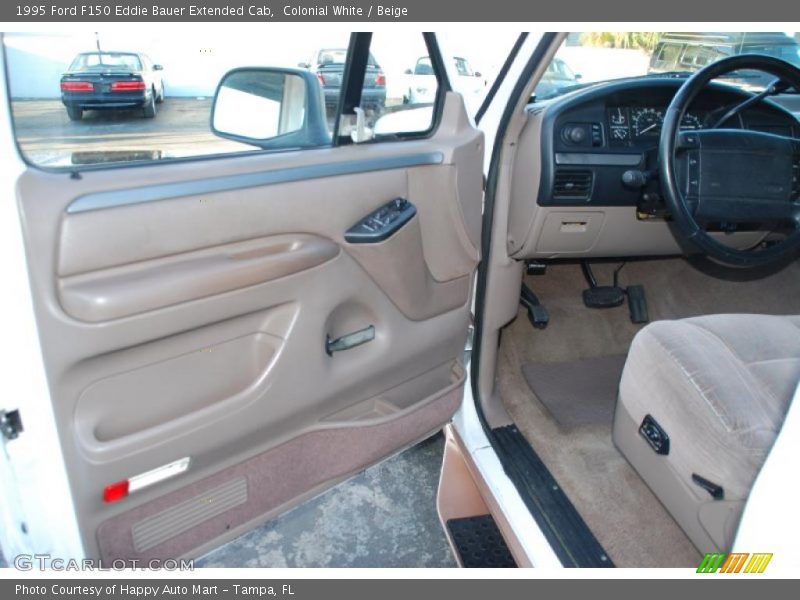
[{"x1": 325, "y1": 325, "x2": 375, "y2": 356}]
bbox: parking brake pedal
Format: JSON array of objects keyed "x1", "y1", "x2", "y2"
[{"x1": 520, "y1": 283, "x2": 549, "y2": 330}]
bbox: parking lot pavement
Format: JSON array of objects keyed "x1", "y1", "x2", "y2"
[
  {"x1": 11, "y1": 98, "x2": 251, "y2": 167},
  {"x1": 197, "y1": 434, "x2": 457, "y2": 568}
]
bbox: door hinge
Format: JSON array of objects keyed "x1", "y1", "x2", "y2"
[
  {"x1": 464, "y1": 322, "x2": 475, "y2": 367},
  {"x1": 0, "y1": 409, "x2": 23, "y2": 441}
]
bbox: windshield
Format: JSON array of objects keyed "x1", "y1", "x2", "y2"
[
  {"x1": 538, "y1": 32, "x2": 800, "y2": 99},
  {"x1": 69, "y1": 52, "x2": 142, "y2": 71},
  {"x1": 453, "y1": 57, "x2": 473, "y2": 77}
]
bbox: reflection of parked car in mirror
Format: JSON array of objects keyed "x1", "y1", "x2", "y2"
[
  {"x1": 60, "y1": 51, "x2": 165, "y2": 121},
  {"x1": 404, "y1": 56, "x2": 484, "y2": 105},
  {"x1": 373, "y1": 105, "x2": 434, "y2": 136},
  {"x1": 533, "y1": 57, "x2": 581, "y2": 99},
  {"x1": 299, "y1": 48, "x2": 386, "y2": 117},
  {"x1": 649, "y1": 32, "x2": 800, "y2": 90}
]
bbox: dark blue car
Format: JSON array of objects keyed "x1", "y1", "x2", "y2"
[{"x1": 60, "y1": 51, "x2": 165, "y2": 121}]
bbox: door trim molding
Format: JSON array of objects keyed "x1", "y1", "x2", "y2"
[{"x1": 67, "y1": 152, "x2": 444, "y2": 214}]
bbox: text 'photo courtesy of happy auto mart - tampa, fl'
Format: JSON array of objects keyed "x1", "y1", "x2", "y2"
[{"x1": 15, "y1": 4, "x2": 411, "y2": 18}]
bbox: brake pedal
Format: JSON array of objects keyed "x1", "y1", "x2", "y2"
[
  {"x1": 582, "y1": 286, "x2": 625, "y2": 308},
  {"x1": 520, "y1": 283, "x2": 549, "y2": 330},
  {"x1": 581, "y1": 261, "x2": 625, "y2": 309}
]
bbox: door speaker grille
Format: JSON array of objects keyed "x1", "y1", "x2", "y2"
[{"x1": 131, "y1": 477, "x2": 247, "y2": 552}]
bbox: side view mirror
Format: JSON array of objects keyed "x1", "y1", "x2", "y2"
[
  {"x1": 404, "y1": 68, "x2": 413, "y2": 75},
  {"x1": 574, "y1": 73, "x2": 583, "y2": 81},
  {"x1": 153, "y1": 64, "x2": 164, "y2": 71},
  {"x1": 297, "y1": 62, "x2": 310, "y2": 69},
  {"x1": 211, "y1": 67, "x2": 330, "y2": 150},
  {"x1": 474, "y1": 71, "x2": 482, "y2": 77}
]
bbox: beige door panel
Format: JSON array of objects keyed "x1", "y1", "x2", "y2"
[
  {"x1": 64, "y1": 257, "x2": 470, "y2": 477},
  {"x1": 96, "y1": 371, "x2": 465, "y2": 563},
  {"x1": 73, "y1": 302, "x2": 298, "y2": 455},
  {"x1": 17, "y1": 92, "x2": 483, "y2": 560},
  {"x1": 409, "y1": 165, "x2": 480, "y2": 282},
  {"x1": 347, "y1": 215, "x2": 471, "y2": 321},
  {"x1": 54, "y1": 168, "x2": 407, "y2": 277},
  {"x1": 59, "y1": 234, "x2": 339, "y2": 322}
]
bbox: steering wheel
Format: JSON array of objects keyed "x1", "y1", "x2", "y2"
[{"x1": 659, "y1": 54, "x2": 800, "y2": 267}]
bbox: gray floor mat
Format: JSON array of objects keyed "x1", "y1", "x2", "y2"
[{"x1": 521, "y1": 355, "x2": 626, "y2": 429}]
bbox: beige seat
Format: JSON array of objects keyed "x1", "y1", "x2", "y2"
[{"x1": 613, "y1": 314, "x2": 800, "y2": 552}]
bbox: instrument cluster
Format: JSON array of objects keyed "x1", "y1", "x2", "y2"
[{"x1": 607, "y1": 106, "x2": 705, "y2": 145}]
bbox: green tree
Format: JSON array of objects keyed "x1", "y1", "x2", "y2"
[{"x1": 580, "y1": 32, "x2": 661, "y2": 52}]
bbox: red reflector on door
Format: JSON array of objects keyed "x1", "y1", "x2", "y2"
[{"x1": 103, "y1": 480, "x2": 129, "y2": 503}]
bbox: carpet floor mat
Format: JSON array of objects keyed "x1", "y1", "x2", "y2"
[{"x1": 521, "y1": 355, "x2": 626, "y2": 429}]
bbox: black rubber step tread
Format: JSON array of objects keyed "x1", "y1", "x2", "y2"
[
  {"x1": 446, "y1": 514, "x2": 517, "y2": 568},
  {"x1": 491, "y1": 424, "x2": 614, "y2": 567}
]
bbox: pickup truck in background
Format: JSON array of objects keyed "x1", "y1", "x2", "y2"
[{"x1": 299, "y1": 48, "x2": 387, "y2": 118}]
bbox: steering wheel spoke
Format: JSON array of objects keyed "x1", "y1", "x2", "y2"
[
  {"x1": 693, "y1": 194, "x2": 798, "y2": 226},
  {"x1": 660, "y1": 54, "x2": 800, "y2": 267}
]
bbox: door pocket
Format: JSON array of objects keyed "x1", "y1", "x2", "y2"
[{"x1": 76, "y1": 331, "x2": 282, "y2": 448}]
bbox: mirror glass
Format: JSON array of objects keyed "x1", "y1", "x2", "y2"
[{"x1": 213, "y1": 70, "x2": 306, "y2": 141}]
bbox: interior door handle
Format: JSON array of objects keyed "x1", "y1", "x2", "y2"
[{"x1": 325, "y1": 325, "x2": 375, "y2": 356}]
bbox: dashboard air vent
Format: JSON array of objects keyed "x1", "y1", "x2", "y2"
[{"x1": 553, "y1": 170, "x2": 593, "y2": 201}]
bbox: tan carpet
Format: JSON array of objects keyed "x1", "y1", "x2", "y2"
[{"x1": 498, "y1": 257, "x2": 800, "y2": 567}]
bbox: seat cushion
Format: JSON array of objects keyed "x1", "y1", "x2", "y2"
[{"x1": 618, "y1": 314, "x2": 800, "y2": 500}]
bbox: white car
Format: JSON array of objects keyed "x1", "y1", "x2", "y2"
[{"x1": 404, "y1": 55, "x2": 485, "y2": 106}]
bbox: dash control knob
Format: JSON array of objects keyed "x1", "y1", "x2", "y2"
[
  {"x1": 622, "y1": 169, "x2": 648, "y2": 188},
  {"x1": 563, "y1": 125, "x2": 588, "y2": 144}
]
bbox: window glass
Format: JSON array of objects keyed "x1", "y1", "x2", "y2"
[
  {"x1": 680, "y1": 45, "x2": 727, "y2": 68},
  {"x1": 656, "y1": 43, "x2": 683, "y2": 65},
  {"x1": 414, "y1": 57, "x2": 434, "y2": 76},
  {"x1": 435, "y1": 31, "x2": 519, "y2": 116},
  {"x1": 453, "y1": 58, "x2": 473, "y2": 77},
  {"x1": 748, "y1": 44, "x2": 800, "y2": 64},
  {"x1": 362, "y1": 34, "x2": 439, "y2": 138},
  {"x1": 69, "y1": 52, "x2": 143, "y2": 71},
  {"x1": 360, "y1": 31, "x2": 522, "y2": 133},
  {"x1": 537, "y1": 32, "x2": 800, "y2": 101},
  {"x1": 4, "y1": 31, "x2": 350, "y2": 168}
]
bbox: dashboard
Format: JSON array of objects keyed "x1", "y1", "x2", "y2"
[
  {"x1": 537, "y1": 78, "x2": 800, "y2": 209},
  {"x1": 507, "y1": 77, "x2": 800, "y2": 260}
]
